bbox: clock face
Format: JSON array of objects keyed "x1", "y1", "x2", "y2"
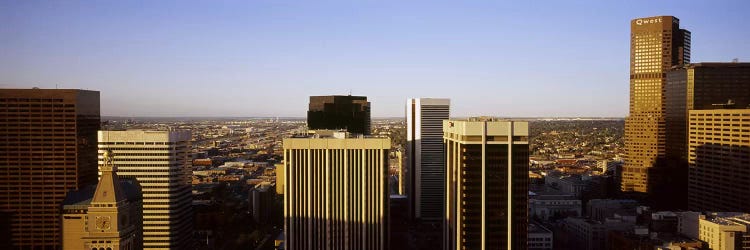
[{"x1": 95, "y1": 216, "x2": 111, "y2": 230}]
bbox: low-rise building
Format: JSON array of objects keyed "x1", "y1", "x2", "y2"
[
  {"x1": 561, "y1": 216, "x2": 634, "y2": 250},
  {"x1": 529, "y1": 191, "x2": 582, "y2": 221},
  {"x1": 699, "y1": 213, "x2": 750, "y2": 250},
  {"x1": 528, "y1": 223, "x2": 553, "y2": 250}
]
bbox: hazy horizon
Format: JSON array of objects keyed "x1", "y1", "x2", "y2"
[{"x1": 2, "y1": 1, "x2": 749, "y2": 117}]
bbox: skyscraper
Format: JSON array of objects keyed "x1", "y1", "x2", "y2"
[
  {"x1": 622, "y1": 16, "x2": 691, "y2": 201},
  {"x1": 443, "y1": 118, "x2": 529, "y2": 250},
  {"x1": 62, "y1": 150, "x2": 143, "y2": 250},
  {"x1": 406, "y1": 98, "x2": 450, "y2": 220},
  {"x1": 687, "y1": 108, "x2": 750, "y2": 212},
  {"x1": 98, "y1": 130, "x2": 193, "y2": 250},
  {"x1": 283, "y1": 134, "x2": 390, "y2": 250},
  {"x1": 0, "y1": 88, "x2": 100, "y2": 249},
  {"x1": 664, "y1": 62, "x2": 750, "y2": 209},
  {"x1": 307, "y1": 95, "x2": 371, "y2": 135}
]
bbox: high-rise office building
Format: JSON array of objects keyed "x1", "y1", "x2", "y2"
[
  {"x1": 283, "y1": 134, "x2": 390, "y2": 250},
  {"x1": 406, "y1": 98, "x2": 450, "y2": 220},
  {"x1": 443, "y1": 118, "x2": 529, "y2": 250},
  {"x1": 622, "y1": 16, "x2": 691, "y2": 201},
  {"x1": 62, "y1": 150, "x2": 143, "y2": 250},
  {"x1": 98, "y1": 130, "x2": 193, "y2": 250},
  {"x1": 0, "y1": 88, "x2": 100, "y2": 249},
  {"x1": 664, "y1": 62, "x2": 750, "y2": 209},
  {"x1": 307, "y1": 95, "x2": 371, "y2": 135},
  {"x1": 687, "y1": 109, "x2": 750, "y2": 212}
]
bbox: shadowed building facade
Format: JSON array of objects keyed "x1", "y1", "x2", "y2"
[
  {"x1": 307, "y1": 95, "x2": 371, "y2": 135},
  {"x1": 0, "y1": 89, "x2": 100, "y2": 249},
  {"x1": 622, "y1": 16, "x2": 690, "y2": 205},
  {"x1": 283, "y1": 135, "x2": 390, "y2": 250},
  {"x1": 664, "y1": 62, "x2": 750, "y2": 209},
  {"x1": 443, "y1": 118, "x2": 529, "y2": 250},
  {"x1": 688, "y1": 109, "x2": 750, "y2": 213},
  {"x1": 98, "y1": 130, "x2": 193, "y2": 250},
  {"x1": 406, "y1": 98, "x2": 450, "y2": 220}
]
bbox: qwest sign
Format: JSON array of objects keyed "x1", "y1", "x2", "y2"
[{"x1": 635, "y1": 17, "x2": 662, "y2": 25}]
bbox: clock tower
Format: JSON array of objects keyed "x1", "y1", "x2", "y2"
[{"x1": 62, "y1": 150, "x2": 143, "y2": 250}]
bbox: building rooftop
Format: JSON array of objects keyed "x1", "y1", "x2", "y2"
[
  {"x1": 62, "y1": 179, "x2": 142, "y2": 210},
  {"x1": 529, "y1": 223, "x2": 553, "y2": 234}
]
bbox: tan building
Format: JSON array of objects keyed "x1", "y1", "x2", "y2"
[
  {"x1": 98, "y1": 130, "x2": 193, "y2": 250},
  {"x1": 0, "y1": 89, "x2": 100, "y2": 249},
  {"x1": 687, "y1": 109, "x2": 750, "y2": 212},
  {"x1": 283, "y1": 134, "x2": 390, "y2": 250},
  {"x1": 698, "y1": 213, "x2": 750, "y2": 250},
  {"x1": 623, "y1": 16, "x2": 691, "y2": 199},
  {"x1": 275, "y1": 163, "x2": 284, "y2": 195},
  {"x1": 62, "y1": 150, "x2": 143, "y2": 250},
  {"x1": 443, "y1": 118, "x2": 529, "y2": 250}
]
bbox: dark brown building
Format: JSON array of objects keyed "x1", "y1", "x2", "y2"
[
  {"x1": 307, "y1": 95, "x2": 371, "y2": 135},
  {"x1": 664, "y1": 63, "x2": 750, "y2": 209},
  {"x1": 622, "y1": 16, "x2": 690, "y2": 208},
  {"x1": 0, "y1": 89, "x2": 100, "y2": 249},
  {"x1": 443, "y1": 118, "x2": 528, "y2": 250}
]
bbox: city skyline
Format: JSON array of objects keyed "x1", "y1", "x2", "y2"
[
  {"x1": 3, "y1": 4, "x2": 750, "y2": 249},
  {"x1": 2, "y1": 1, "x2": 750, "y2": 117}
]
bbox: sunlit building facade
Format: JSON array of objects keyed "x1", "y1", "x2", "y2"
[
  {"x1": 62, "y1": 150, "x2": 143, "y2": 250},
  {"x1": 623, "y1": 16, "x2": 691, "y2": 200},
  {"x1": 687, "y1": 109, "x2": 750, "y2": 213},
  {"x1": 98, "y1": 130, "x2": 193, "y2": 250},
  {"x1": 443, "y1": 118, "x2": 529, "y2": 250},
  {"x1": 283, "y1": 136, "x2": 390, "y2": 250}
]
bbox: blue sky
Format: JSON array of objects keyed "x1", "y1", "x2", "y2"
[{"x1": 1, "y1": 0, "x2": 749, "y2": 117}]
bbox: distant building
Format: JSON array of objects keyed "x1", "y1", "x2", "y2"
[
  {"x1": 283, "y1": 134, "x2": 390, "y2": 250},
  {"x1": 623, "y1": 16, "x2": 691, "y2": 203},
  {"x1": 545, "y1": 172, "x2": 587, "y2": 197},
  {"x1": 443, "y1": 118, "x2": 529, "y2": 250},
  {"x1": 528, "y1": 223, "x2": 553, "y2": 250},
  {"x1": 406, "y1": 98, "x2": 450, "y2": 220},
  {"x1": 0, "y1": 89, "x2": 100, "y2": 249},
  {"x1": 396, "y1": 150, "x2": 405, "y2": 195},
  {"x1": 62, "y1": 150, "x2": 143, "y2": 250},
  {"x1": 587, "y1": 199, "x2": 639, "y2": 222},
  {"x1": 607, "y1": 229, "x2": 702, "y2": 250},
  {"x1": 561, "y1": 217, "x2": 634, "y2": 250},
  {"x1": 677, "y1": 211, "x2": 702, "y2": 239},
  {"x1": 250, "y1": 182, "x2": 275, "y2": 224},
  {"x1": 307, "y1": 95, "x2": 371, "y2": 135},
  {"x1": 275, "y1": 164, "x2": 284, "y2": 195},
  {"x1": 98, "y1": 130, "x2": 193, "y2": 250},
  {"x1": 688, "y1": 109, "x2": 750, "y2": 212},
  {"x1": 529, "y1": 192, "x2": 582, "y2": 221}
]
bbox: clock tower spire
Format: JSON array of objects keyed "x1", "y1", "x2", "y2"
[{"x1": 62, "y1": 150, "x2": 143, "y2": 250}]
